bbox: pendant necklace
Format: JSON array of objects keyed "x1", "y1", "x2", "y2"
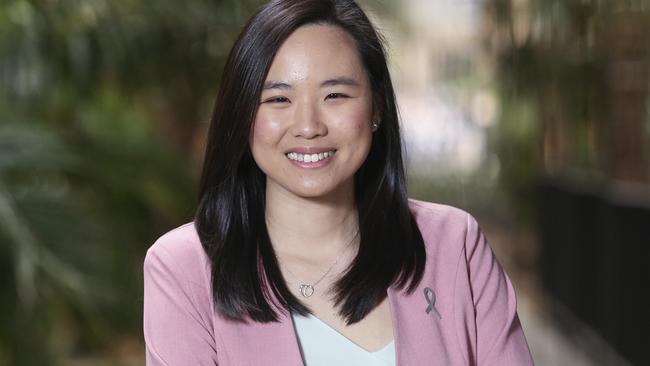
[{"x1": 280, "y1": 232, "x2": 358, "y2": 298}]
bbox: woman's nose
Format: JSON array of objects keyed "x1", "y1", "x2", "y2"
[{"x1": 290, "y1": 101, "x2": 327, "y2": 139}]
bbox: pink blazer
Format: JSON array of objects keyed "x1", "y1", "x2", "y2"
[{"x1": 143, "y1": 199, "x2": 534, "y2": 365}]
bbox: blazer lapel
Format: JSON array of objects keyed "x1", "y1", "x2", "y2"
[
  {"x1": 223, "y1": 285, "x2": 448, "y2": 365},
  {"x1": 388, "y1": 284, "x2": 451, "y2": 365},
  {"x1": 218, "y1": 259, "x2": 304, "y2": 365},
  {"x1": 226, "y1": 270, "x2": 447, "y2": 365},
  {"x1": 220, "y1": 306, "x2": 304, "y2": 365},
  {"x1": 262, "y1": 284, "x2": 448, "y2": 366}
]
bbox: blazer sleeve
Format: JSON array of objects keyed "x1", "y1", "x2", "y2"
[
  {"x1": 143, "y1": 244, "x2": 218, "y2": 366},
  {"x1": 464, "y1": 213, "x2": 534, "y2": 365}
]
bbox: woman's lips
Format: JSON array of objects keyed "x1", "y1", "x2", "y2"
[{"x1": 285, "y1": 150, "x2": 336, "y2": 169}]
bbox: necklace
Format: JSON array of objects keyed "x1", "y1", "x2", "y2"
[{"x1": 279, "y1": 232, "x2": 358, "y2": 298}]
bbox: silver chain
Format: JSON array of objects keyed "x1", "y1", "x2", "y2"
[{"x1": 278, "y1": 231, "x2": 359, "y2": 298}]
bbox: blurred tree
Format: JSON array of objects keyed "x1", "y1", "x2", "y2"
[
  {"x1": 483, "y1": 1, "x2": 650, "y2": 364},
  {"x1": 0, "y1": 0, "x2": 265, "y2": 364},
  {"x1": 483, "y1": 0, "x2": 650, "y2": 186}
]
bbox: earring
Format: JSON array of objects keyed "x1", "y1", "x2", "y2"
[{"x1": 371, "y1": 120, "x2": 380, "y2": 131}]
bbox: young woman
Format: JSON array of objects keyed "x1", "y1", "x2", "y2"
[{"x1": 143, "y1": 0, "x2": 534, "y2": 365}]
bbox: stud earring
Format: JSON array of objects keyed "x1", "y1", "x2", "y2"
[{"x1": 371, "y1": 120, "x2": 380, "y2": 131}]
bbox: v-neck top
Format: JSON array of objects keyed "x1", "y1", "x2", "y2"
[{"x1": 291, "y1": 311, "x2": 396, "y2": 366}]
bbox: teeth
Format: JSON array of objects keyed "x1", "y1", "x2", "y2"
[{"x1": 286, "y1": 150, "x2": 336, "y2": 163}]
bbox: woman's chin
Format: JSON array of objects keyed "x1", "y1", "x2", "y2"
[
  {"x1": 269, "y1": 179, "x2": 353, "y2": 201},
  {"x1": 286, "y1": 185, "x2": 339, "y2": 200}
]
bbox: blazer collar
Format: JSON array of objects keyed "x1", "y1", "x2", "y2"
[{"x1": 237, "y1": 283, "x2": 445, "y2": 366}]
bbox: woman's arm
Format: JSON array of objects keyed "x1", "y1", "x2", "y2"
[
  {"x1": 143, "y1": 244, "x2": 218, "y2": 365},
  {"x1": 464, "y1": 213, "x2": 534, "y2": 365}
]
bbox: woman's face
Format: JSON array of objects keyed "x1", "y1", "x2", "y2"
[{"x1": 251, "y1": 24, "x2": 375, "y2": 200}]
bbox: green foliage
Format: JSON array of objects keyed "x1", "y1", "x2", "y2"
[
  {"x1": 482, "y1": 0, "x2": 640, "y2": 223},
  {"x1": 0, "y1": 0, "x2": 264, "y2": 364}
]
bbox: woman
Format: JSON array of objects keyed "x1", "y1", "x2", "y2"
[{"x1": 143, "y1": 0, "x2": 534, "y2": 365}]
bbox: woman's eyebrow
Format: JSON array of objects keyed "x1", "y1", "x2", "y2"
[
  {"x1": 262, "y1": 77, "x2": 360, "y2": 90},
  {"x1": 262, "y1": 81, "x2": 291, "y2": 90},
  {"x1": 320, "y1": 77, "x2": 360, "y2": 88}
]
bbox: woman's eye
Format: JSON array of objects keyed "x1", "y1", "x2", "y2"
[
  {"x1": 325, "y1": 93, "x2": 348, "y2": 100},
  {"x1": 265, "y1": 96, "x2": 289, "y2": 103}
]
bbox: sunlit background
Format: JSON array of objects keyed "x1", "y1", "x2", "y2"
[{"x1": 1, "y1": 0, "x2": 648, "y2": 365}]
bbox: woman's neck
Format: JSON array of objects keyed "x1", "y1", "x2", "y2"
[{"x1": 264, "y1": 183, "x2": 359, "y2": 258}]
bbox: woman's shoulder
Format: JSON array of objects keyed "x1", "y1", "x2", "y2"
[
  {"x1": 144, "y1": 221, "x2": 211, "y2": 287},
  {"x1": 407, "y1": 198, "x2": 475, "y2": 228},
  {"x1": 407, "y1": 198, "x2": 482, "y2": 255}
]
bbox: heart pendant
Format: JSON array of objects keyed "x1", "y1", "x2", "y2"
[{"x1": 299, "y1": 284, "x2": 314, "y2": 297}]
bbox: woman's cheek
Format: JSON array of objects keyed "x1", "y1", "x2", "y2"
[
  {"x1": 336, "y1": 108, "x2": 372, "y2": 135},
  {"x1": 253, "y1": 113, "x2": 284, "y2": 145}
]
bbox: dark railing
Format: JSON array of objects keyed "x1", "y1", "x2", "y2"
[{"x1": 538, "y1": 178, "x2": 649, "y2": 366}]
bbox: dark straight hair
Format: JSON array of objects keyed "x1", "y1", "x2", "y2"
[{"x1": 195, "y1": 0, "x2": 426, "y2": 324}]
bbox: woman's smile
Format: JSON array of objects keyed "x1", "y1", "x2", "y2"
[{"x1": 285, "y1": 147, "x2": 337, "y2": 169}]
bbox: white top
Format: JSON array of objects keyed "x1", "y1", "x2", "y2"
[{"x1": 291, "y1": 312, "x2": 396, "y2": 366}]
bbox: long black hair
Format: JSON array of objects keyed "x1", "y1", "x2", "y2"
[{"x1": 195, "y1": 0, "x2": 426, "y2": 324}]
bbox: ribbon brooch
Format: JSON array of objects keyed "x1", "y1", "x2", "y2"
[{"x1": 424, "y1": 287, "x2": 442, "y2": 319}]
